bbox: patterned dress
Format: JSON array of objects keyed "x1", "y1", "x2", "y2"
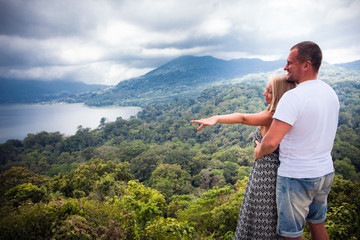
[{"x1": 234, "y1": 128, "x2": 283, "y2": 240}]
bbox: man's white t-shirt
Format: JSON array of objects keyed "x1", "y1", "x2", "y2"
[{"x1": 273, "y1": 80, "x2": 339, "y2": 178}]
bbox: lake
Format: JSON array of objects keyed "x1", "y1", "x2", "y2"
[{"x1": 0, "y1": 103, "x2": 142, "y2": 143}]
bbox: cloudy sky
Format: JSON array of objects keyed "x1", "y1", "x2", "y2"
[{"x1": 0, "y1": 0, "x2": 359, "y2": 85}]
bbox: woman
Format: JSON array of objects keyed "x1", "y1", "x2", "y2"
[{"x1": 191, "y1": 74, "x2": 296, "y2": 239}]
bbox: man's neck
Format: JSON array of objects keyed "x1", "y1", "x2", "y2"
[{"x1": 298, "y1": 73, "x2": 318, "y2": 84}]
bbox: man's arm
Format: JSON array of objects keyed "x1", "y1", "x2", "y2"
[{"x1": 254, "y1": 119, "x2": 292, "y2": 160}]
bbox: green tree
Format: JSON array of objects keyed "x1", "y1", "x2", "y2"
[
  {"x1": 177, "y1": 185, "x2": 244, "y2": 238},
  {"x1": 150, "y1": 164, "x2": 193, "y2": 200},
  {"x1": 120, "y1": 180, "x2": 166, "y2": 230},
  {"x1": 212, "y1": 148, "x2": 238, "y2": 163},
  {"x1": 223, "y1": 161, "x2": 240, "y2": 184},
  {"x1": 5, "y1": 183, "x2": 46, "y2": 206},
  {"x1": 237, "y1": 166, "x2": 252, "y2": 180},
  {"x1": 167, "y1": 195, "x2": 194, "y2": 218},
  {"x1": 117, "y1": 140, "x2": 150, "y2": 162},
  {"x1": 0, "y1": 167, "x2": 47, "y2": 198},
  {"x1": 188, "y1": 152, "x2": 210, "y2": 176},
  {"x1": 130, "y1": 145, "x2": 166, "y2": 182},
  {"x1": 50, "y1": 159, "x2": 132, "y2": 198},
  {"x1": 334, "y1": 158, "x2": 357, "y2": 180},
  {"x1": 332, "y1": 140, "x2": 360, "y2": 172},
  {"x1": 326, "y1": 175, "x2": 360, "y2": 239},
  {"x1": 145, "y1": 217, "x2": 194, "y2": 240}
]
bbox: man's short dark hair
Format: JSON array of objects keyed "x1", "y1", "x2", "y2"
[{"x1": 291, "y1": 41, "x2": 322, "y2": 73}]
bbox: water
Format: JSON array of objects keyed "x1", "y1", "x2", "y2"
[{"x1": 0, "y1": 103, "x2": 142, "y2": 143}]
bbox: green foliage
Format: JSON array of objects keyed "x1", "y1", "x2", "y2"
[
  {"x1": 49, "y1": 159, "x2": 133, "y2": 198},
  {"x1": 334, "y1": 158, "x2": 357, "y2": 180},
  {"x1": 177, "y1": 185, "x2": 244, "y2": 238},
  {"x1": 5, "y1": 183, "x2": 46, "y2": 206},
  {"x1": 0, "y1": 166, "x2": 47, "y2": 195},
  {"x1": 167, "y1": 195, "x2": 195, "y2": 218},
  {"x1": 52, "y1": 214, "x2": 98, "y2": 240},
  {"x1": 212, "y1": 148, "x2": 238, "y2": 163},
  {"x1": 150, "y1": 164, "x2": 193, "y2": 201},
  {"x1": 116, "y1": 140, "x2": 150, "y2": 162},
  {"x1": 0, "y1": 139, "x2": 23, "y2": 165},
  {"x1": 130, "y1": 145, "x2": 166, "y2": 182},
  {"x1": 0, "y1": 166, "x2": 48, "y2": 207},
  {"x1": 145, "y1": 217, "x2": 194, "y2": 240},
  {"x1": 0, "y1": 71, "x2": 359, "y2": 239},
  {"x1": 0, "y1": 197, "x2": 140, "y2": 240},
  {"x1": 325, "y1": 203, "x2": 359, "y2": 240},
  {"x1": 121, "y1": 180, "x2": 167, "y2": 229},
  {"x1": 237, "y1": 166, "x2": 252, "y2": 180},
  {"x1": 332, "y1": 140, "x2": 360, "y2": 172},
  {"x1": 0, "y1": 201, "x2": 59, "y2": 240},
  {"x1": 325, "y1": 176, "x2": 360, "y2": 239},
  {"x1": 223, "y1": 161, "x2": 240, "y2": 184}
]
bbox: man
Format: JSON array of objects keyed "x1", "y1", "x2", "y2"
[{"x1": 254, "y1": 41, "x2": 339, "y2": 240}]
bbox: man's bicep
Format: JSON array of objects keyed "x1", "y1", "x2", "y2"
[{"x1": 266, "y1": 119, "x2": 292, "y2": 145}]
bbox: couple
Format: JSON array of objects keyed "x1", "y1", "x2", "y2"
[{"x1": 191, "y1": 41, "x2": 340, "y2": 240}]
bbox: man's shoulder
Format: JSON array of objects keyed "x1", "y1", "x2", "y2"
[
  {"x1": 295, "y1": 80, "x2": 332, "y2": 94},
  {"x1": 282, "y1": 87, "x2": 301, "y2": 100}
]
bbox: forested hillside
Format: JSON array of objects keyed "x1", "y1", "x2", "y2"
[
  {"x1": 0, "y1": 69, "x2": 359, "y2": 239},
  {"x1": 335, "y1": 60, "x2": 360, "y2": 71},
  {"x1": 83, "y1": 56, "x2": 285, "y2": 107}
]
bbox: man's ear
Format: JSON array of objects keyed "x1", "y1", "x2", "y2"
[{"x1": 304, "y1": 60, "x2": 312, "y2": 70}]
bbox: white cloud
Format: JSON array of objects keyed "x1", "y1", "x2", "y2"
[
  {"x1": 199, "y1": 17, "x2": 232, "y2": 37},
  {"x1": 99, "y1": 20, "x2": 146, "y2": 47},
  {"x1": 56, "y1": 40, "x2": 105, "y2": 64},
  {"x1": 0, "y1": 0, "x2": 359, "y2": 85},
  {"x1": 324, "y1": 46, "x2": 360, "y2": 64}
]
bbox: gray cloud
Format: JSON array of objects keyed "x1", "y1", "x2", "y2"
[{"x1": 0, "y1": 0, "x2": 359, "y2": 85}]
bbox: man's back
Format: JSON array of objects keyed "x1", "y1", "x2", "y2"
[{"x1": 273, "y1": 79, "x2": 339, "y2": 178}]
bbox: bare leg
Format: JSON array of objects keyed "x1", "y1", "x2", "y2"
[
  {"x1": 284, "y1": 237, "x2": 302, "y2": 240},
  {"x1": 308, "y1": 222, "x2": 329, "y2": 240}
]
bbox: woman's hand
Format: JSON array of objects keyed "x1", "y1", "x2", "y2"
[{"x1": 190, "y1": 116, "x2": 218, "y2": 131}]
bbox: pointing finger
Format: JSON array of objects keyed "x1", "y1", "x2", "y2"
[{"x1": 197, "y1": 124, "x2": 204, "y2": 131}]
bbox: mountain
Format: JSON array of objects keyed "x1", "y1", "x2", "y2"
[
  {"x1": 335, "y1": 60, "x2": 360, "y2": 71},
  {"x1": 3, "y1": 57, "x2": 358, "y2": 106},
  {"x1": 0, "y1": 79, "x2": 106, "y2": 104},
  {"x1": 84, "y1": 56, "x2": 285, "y2": 107}
]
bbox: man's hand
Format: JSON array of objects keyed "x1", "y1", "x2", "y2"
[
  {"x1": 254, "y1": 140, "x2": 262, "y2": 160},
  {"x1": 254, "y1": 119, "x2": 292, "y2": 160}
]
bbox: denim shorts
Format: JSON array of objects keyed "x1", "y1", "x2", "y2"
[{"x1": 276, "y1": 172, "x2": 334, "y2": 238}]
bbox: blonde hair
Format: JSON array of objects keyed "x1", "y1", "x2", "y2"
[{"x1": 266, "y1": 74, "x2": 297, "y2": 113}]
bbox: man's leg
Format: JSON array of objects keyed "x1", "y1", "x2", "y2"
[
  {"x1": 308, "y1": 222, "x2": 329, "y2": 240},
  {"x1": 276, "y1": 176, "x2": 309, "y2": 238},
  {"x1": 283, "y1": 237, "x2": 302, "y2": 240},
  {"x1": 306, "y1": 173, "x2": 333, "y2": 240}
]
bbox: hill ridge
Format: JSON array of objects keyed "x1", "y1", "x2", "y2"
[{"x1": 84, "y1": 55, "x2": 287, "y2": 107}]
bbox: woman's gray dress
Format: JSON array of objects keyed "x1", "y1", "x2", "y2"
[{"x1": 234, "y1": 128, "x2": 283, "y2": 240}]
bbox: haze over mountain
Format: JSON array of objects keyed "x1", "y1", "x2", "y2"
[
  {"x1": 1, "y1": 56, "x2": 359, "y2": 106},
  {"x1": 83, "y1": 56, "x2": 360, "y2": 107},
  {"x1": 0, "y1": 79, "x2": 106, "y2": 104},
  {"x1": 335, "y1": 60, "x2": 360, "y2": 71}
]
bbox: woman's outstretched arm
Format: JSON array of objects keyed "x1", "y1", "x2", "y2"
[{"x1": 191, "y1": 110, "x2": 273, "y2": 131}]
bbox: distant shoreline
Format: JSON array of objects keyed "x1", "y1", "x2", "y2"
[{"x1": 0, "y1": 103, "x2": 142, "y2": 143}]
